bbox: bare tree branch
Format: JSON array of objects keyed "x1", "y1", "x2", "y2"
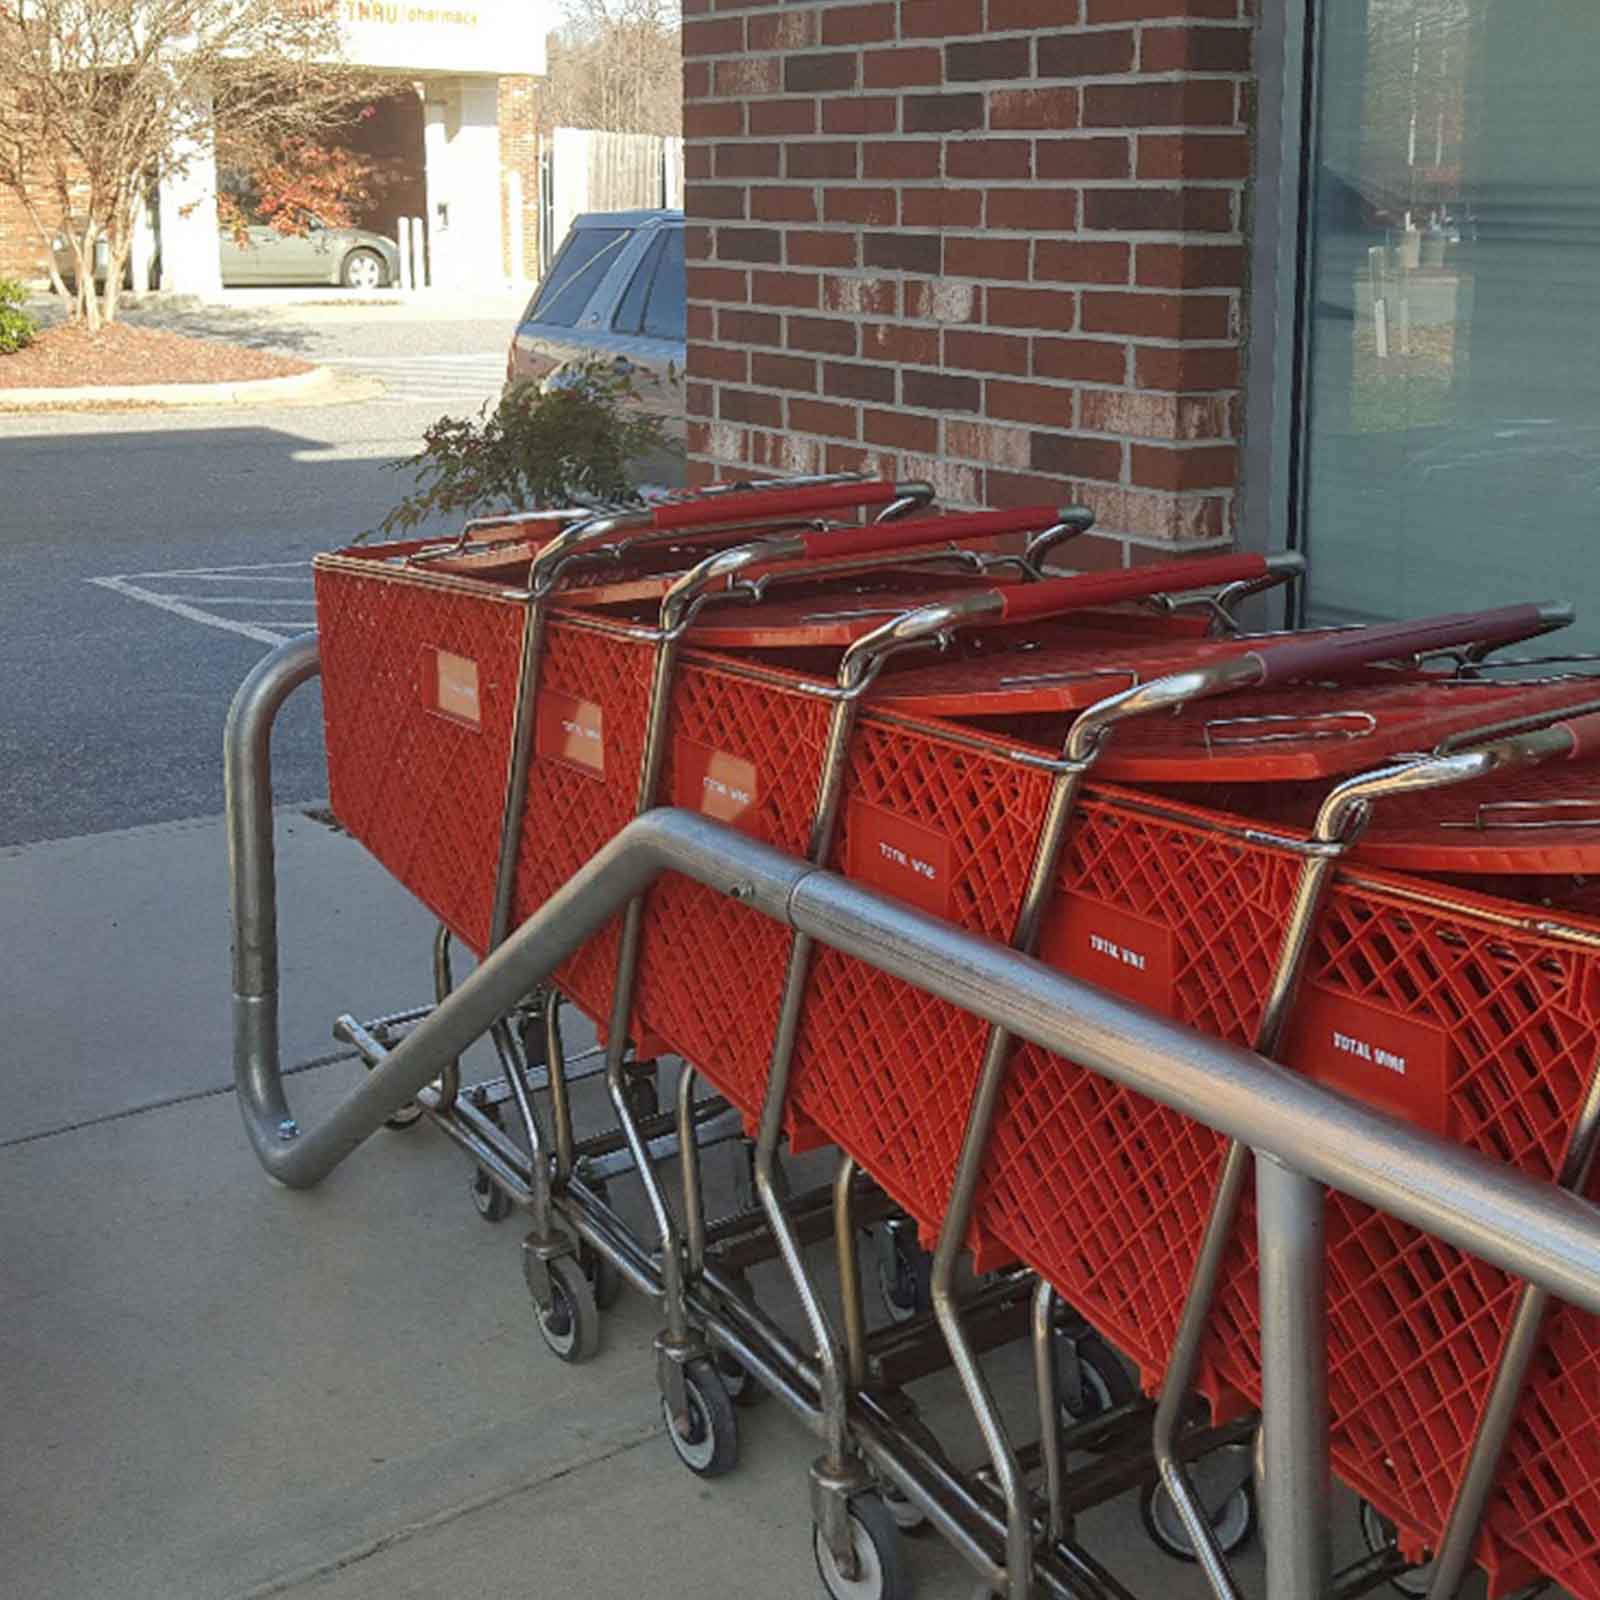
[
  {"x1": 541, "y1": 0, "x2": 681, "y2": 138},
  {"x1": 0, "y1": 0, "x2": 385, "y2": 326}
]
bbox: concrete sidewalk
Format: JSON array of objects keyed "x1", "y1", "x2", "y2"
[{"x1": 0, "y1": 808, "x2": 1297, "y2": 1600}]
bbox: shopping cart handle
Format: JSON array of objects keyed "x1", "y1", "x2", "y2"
[
  {"x1": 1558, "y1": 709, "x2": 1600, "y2": 761},
  {"x1": 1247, "y1": 602, "x2": 1571, "y2": 686},
  {"x1": 646, "y1": 478, "x2": 926, "y2": 532},
  {"x1": 790, "y1": 504, "x2": 1080, "y2": 564},
  {"x1": 995, "y1": 551, "x2": 1296, "y2": 624}
]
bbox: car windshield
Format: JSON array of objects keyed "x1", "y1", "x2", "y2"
[{"x1": 526, "y1": 226, "x2": 633, "y2": 328}]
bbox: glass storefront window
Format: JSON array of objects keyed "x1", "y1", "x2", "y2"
[{"x1": 1299, "y1": 0, "x2": 1600, "y2": 650}]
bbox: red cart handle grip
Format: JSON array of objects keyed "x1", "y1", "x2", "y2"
[
  {"x1": 1558, "y1": 711, "x2": 1600, "y2": 762},
  {"x1": 646, "y1": 478, "x2": 913, "y2": 532},
  {"x1": 1248, "y1": 604, "x2": 1567, "y2": 687},
  {"x1": 996, "y1": 553, "x2": 1274, "y2": 624},
  {"x1": 792, "y1": 504, "x2": 1073, "y2": 563}
]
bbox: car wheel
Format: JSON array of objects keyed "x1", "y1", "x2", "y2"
[{"x1": 342, "y1": 248, "x2": 388, "y2": 290}]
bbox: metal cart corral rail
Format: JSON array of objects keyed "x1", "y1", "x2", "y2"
[{"x1": 229, "y1": 634, "x2": 1600, "y2": 1600}]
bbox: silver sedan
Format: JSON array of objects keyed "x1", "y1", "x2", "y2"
[{"x1": 218, "y1": 220, "x2": 401, "y2": 289}]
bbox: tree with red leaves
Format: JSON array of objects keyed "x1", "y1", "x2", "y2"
[
  {"x1": 0, "y1": 0, "x2": 383, "y2": 329},
  {"x1": 216, "y1": 132, "x2": 387, "y2": 247}
]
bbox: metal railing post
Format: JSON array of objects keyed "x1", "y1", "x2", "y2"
[{"x1": 1255, "y1": 1155, "x2": 1330, "y2": 1600}]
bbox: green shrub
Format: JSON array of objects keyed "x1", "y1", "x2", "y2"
[
  {"x1": 376, "y1": 359, "x2": 678, "y2": 538},
  {"x1": 0, "y1": 278, "x2": 36, "y2": 355}
]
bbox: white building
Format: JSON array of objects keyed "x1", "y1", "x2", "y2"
[{"x1": 156, "y1": 0, "x2": 552, "y2": 295}]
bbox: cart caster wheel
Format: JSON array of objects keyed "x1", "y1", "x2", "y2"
[
  {"x1": 877, "y1": 1414, "x2": 938, "y2": 1535},
  {"x1": 579, "y1": 1241, "x2": 625, "y2": 1311},
  {"x1": 1140, "y1": 1454, "x2": 1255, "y2": 1563},
  {"x1": 874, "y1": 1224, "x2": 930, "y2": 1326},
  {"x1": 714, "y1": 1348, "x2": 769, "y2": 1407},
  {"x1": 471, "y1": 1167, "x2": 513, "y2": 1222},
  {"x1": 881, "y1": 1483, "x2": 927, "y2": 1535},
  {"x1": 813, "y1": 1494, "x2": 909, "y2": 1600},
  {"x1": 1358, "y1": 1500, "x2": 1438, "y2": 1598},
  {"x1": 661, "y1": 1357, "x2": 738, "y2": 1478},
  {"x1": 527, "y1": 1254, "x2": 601, "y2": 1364},
  {"x1": 383, "y1": 1100, "x2": 425, "y2": 1131},
  {"x1": 1056, "y1": 1330, "x2": 1137, "y2": 1453}
]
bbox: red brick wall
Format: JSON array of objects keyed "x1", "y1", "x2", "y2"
[
  {"x1": 0, "y1": 185, "x2": 51, "y2": 283},
  {"x1": 499, "y1": 75, "x2": 542, "y2": 283},
  {"x1": 681, "y1": 0, "x2": 1253, "y2": 566}
]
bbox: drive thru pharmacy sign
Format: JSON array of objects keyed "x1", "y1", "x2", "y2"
[{"x1": 325, "y1": 0, "x2": 545, "y2": 74}]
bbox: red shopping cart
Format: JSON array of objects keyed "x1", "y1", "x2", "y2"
[
  {"x1": 313, "y1": 485, "x2": 1600, "y2": 1600},
  {"x1": 940, "y1": 659, "x2": 1600, "y2": 1599}
]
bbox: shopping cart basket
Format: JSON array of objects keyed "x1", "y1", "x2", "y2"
[
  {"x1": 935, "y1": 653, "x2": 1600, "y2": 1600},
  {"x1": 692, "y1": 602, "x2": 1563, "y2": 1600}
]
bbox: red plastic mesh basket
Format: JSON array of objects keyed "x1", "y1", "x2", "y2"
[
  {"x1": 1274, "y1": 874, "x2": 1600, "y2": 1593},
  {"x1": 315, "y1": 552, "x2": 656, "y2": 1042},
  {"x1": 630, "y1": 654, "x2": 835, "y2": 1141},
  {"x1": 738, "y1": 684, "x2": 1600, "y2": 1598},
  {"x1": 789, "y1": 714, "x2": 1057, "y2": 1261},
  {"x1": 316, "y1": 547, "x2": 1600, "y2": 1596},
  {"x1": 1490, "y1": 1302, "x2": 1600, "y2": 1594},
  {"x1": 316, "y1": 558, "x2": 518, "y2": 955},
  {"x1": 972, "y1": 791, "x2": 1303, "y2": 1410},
  {"x1": 963, "y1": 785, "x2": 1600, "y2": 1597}
]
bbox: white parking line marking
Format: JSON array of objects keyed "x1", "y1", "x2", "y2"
[
  {"x1": 322, "y1": 353, "x2": 506, "y2": 410},
  {"x1": 88, "y1": 560, "x2": 318, "y2": 646}
]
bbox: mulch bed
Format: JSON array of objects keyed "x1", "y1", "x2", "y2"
[{"x1": 0, "y1": 320, "x2": 314, "y2": 388}]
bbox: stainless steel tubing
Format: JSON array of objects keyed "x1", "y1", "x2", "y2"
[
  {"x1": 1424, "y1": 1048, "x2": 1600, "y2": 1600},
  {"x1": 749, "y1": 597, "x2": 989, "y2": 1568},
  {"x1": 593, "y1": 554, "x2": 775, "y2": 1354},
  {"x1": 1149, "y1": 836, "x2": 1344, "y2": 1600},
  {"x1": 678, "y1": 1063, "x2": 708, "y2": 1278},
  {"x1": 834, "y1": 1154, "x2": 870, "y2": 1392},
  {"x1": 875, "y1": 481, "x2": 937, "y2": 521},
  {"x1": 234, "y1": 637, "x2": 1600, "y2": 1596},
  {"x1": 233, "y1": 650, "x2": 1600, "y2": 1303},
  {"x1": 232, "y1": 804, "x2": 809, "y2": 1185},
  {"x1": 430, "y1": 924, "x2": 461, "y2": 1111},
  {"x1": 560, "y1": 1187, "x2": 1078, "y2": 1600},
  {"x1": 544, "y1": 992, "x2": 576, "y2": 1183},
  {"x1": 225, "y1": 637, "x2": 805, "y2": 1187},
  {"x1": 1151, "y1": 726, "x2": 1600, "y2": 1600},
  {"x1": 783, "y1": 872, "x2": 1600, "y2": 1318},
  {"x1": 756, "y1": 924, "x2": 854, "y2": 1480},
  {"x1": 1024, "y1": 505, "x2": 1095, "y2": 571},
  {"x1": 1033, "y1": 1279, "x2": 1069, "y2": 1547},
  {"x1": 226, "y1": 633, "x2": 323, "y2": 1022},
  {"x1": 929, "y1": 744, "x2": 1090, "y2": 1600},
  {"x1": 1255, "y1": 1156, "x2": 1330, "y2": 1600}
]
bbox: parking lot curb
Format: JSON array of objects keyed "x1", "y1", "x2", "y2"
[{"x1": 0, "y1": 363, "x2": 364, "y2": 410}]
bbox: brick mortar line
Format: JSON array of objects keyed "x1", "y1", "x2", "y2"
[
  {"x1": 697, "y1": 385, "x2": 1235, "y2": 416},
  {"x1": 703, "y1": 378, "x2": 1243, "y2": 400},
  {"x1": 688, "y1": 324, "x2": 1245, "y2": 353},
  {"x1": 690, "y1": 425, "x2": 1236, "y2": 470},
  {"x1": 697, "y1": 71, "x2": 1256, "y2": 83},
  {"x1": 691, "y1": 117, "x2": 1251, "y2": 127},
  {"x1": 688, "y1": 414, "x2": 1241, "y2": 444},
  {"x1": 690, "y1": 23, "x2": 1254, "y2": 36},
  {"x1": 698, "y1": 178, "x2": 1249, "y2": 187}
]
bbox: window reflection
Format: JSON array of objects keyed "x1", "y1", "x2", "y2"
[{"x1": 1300, "y1": 0, "x2": 1600, "y2": 650}]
